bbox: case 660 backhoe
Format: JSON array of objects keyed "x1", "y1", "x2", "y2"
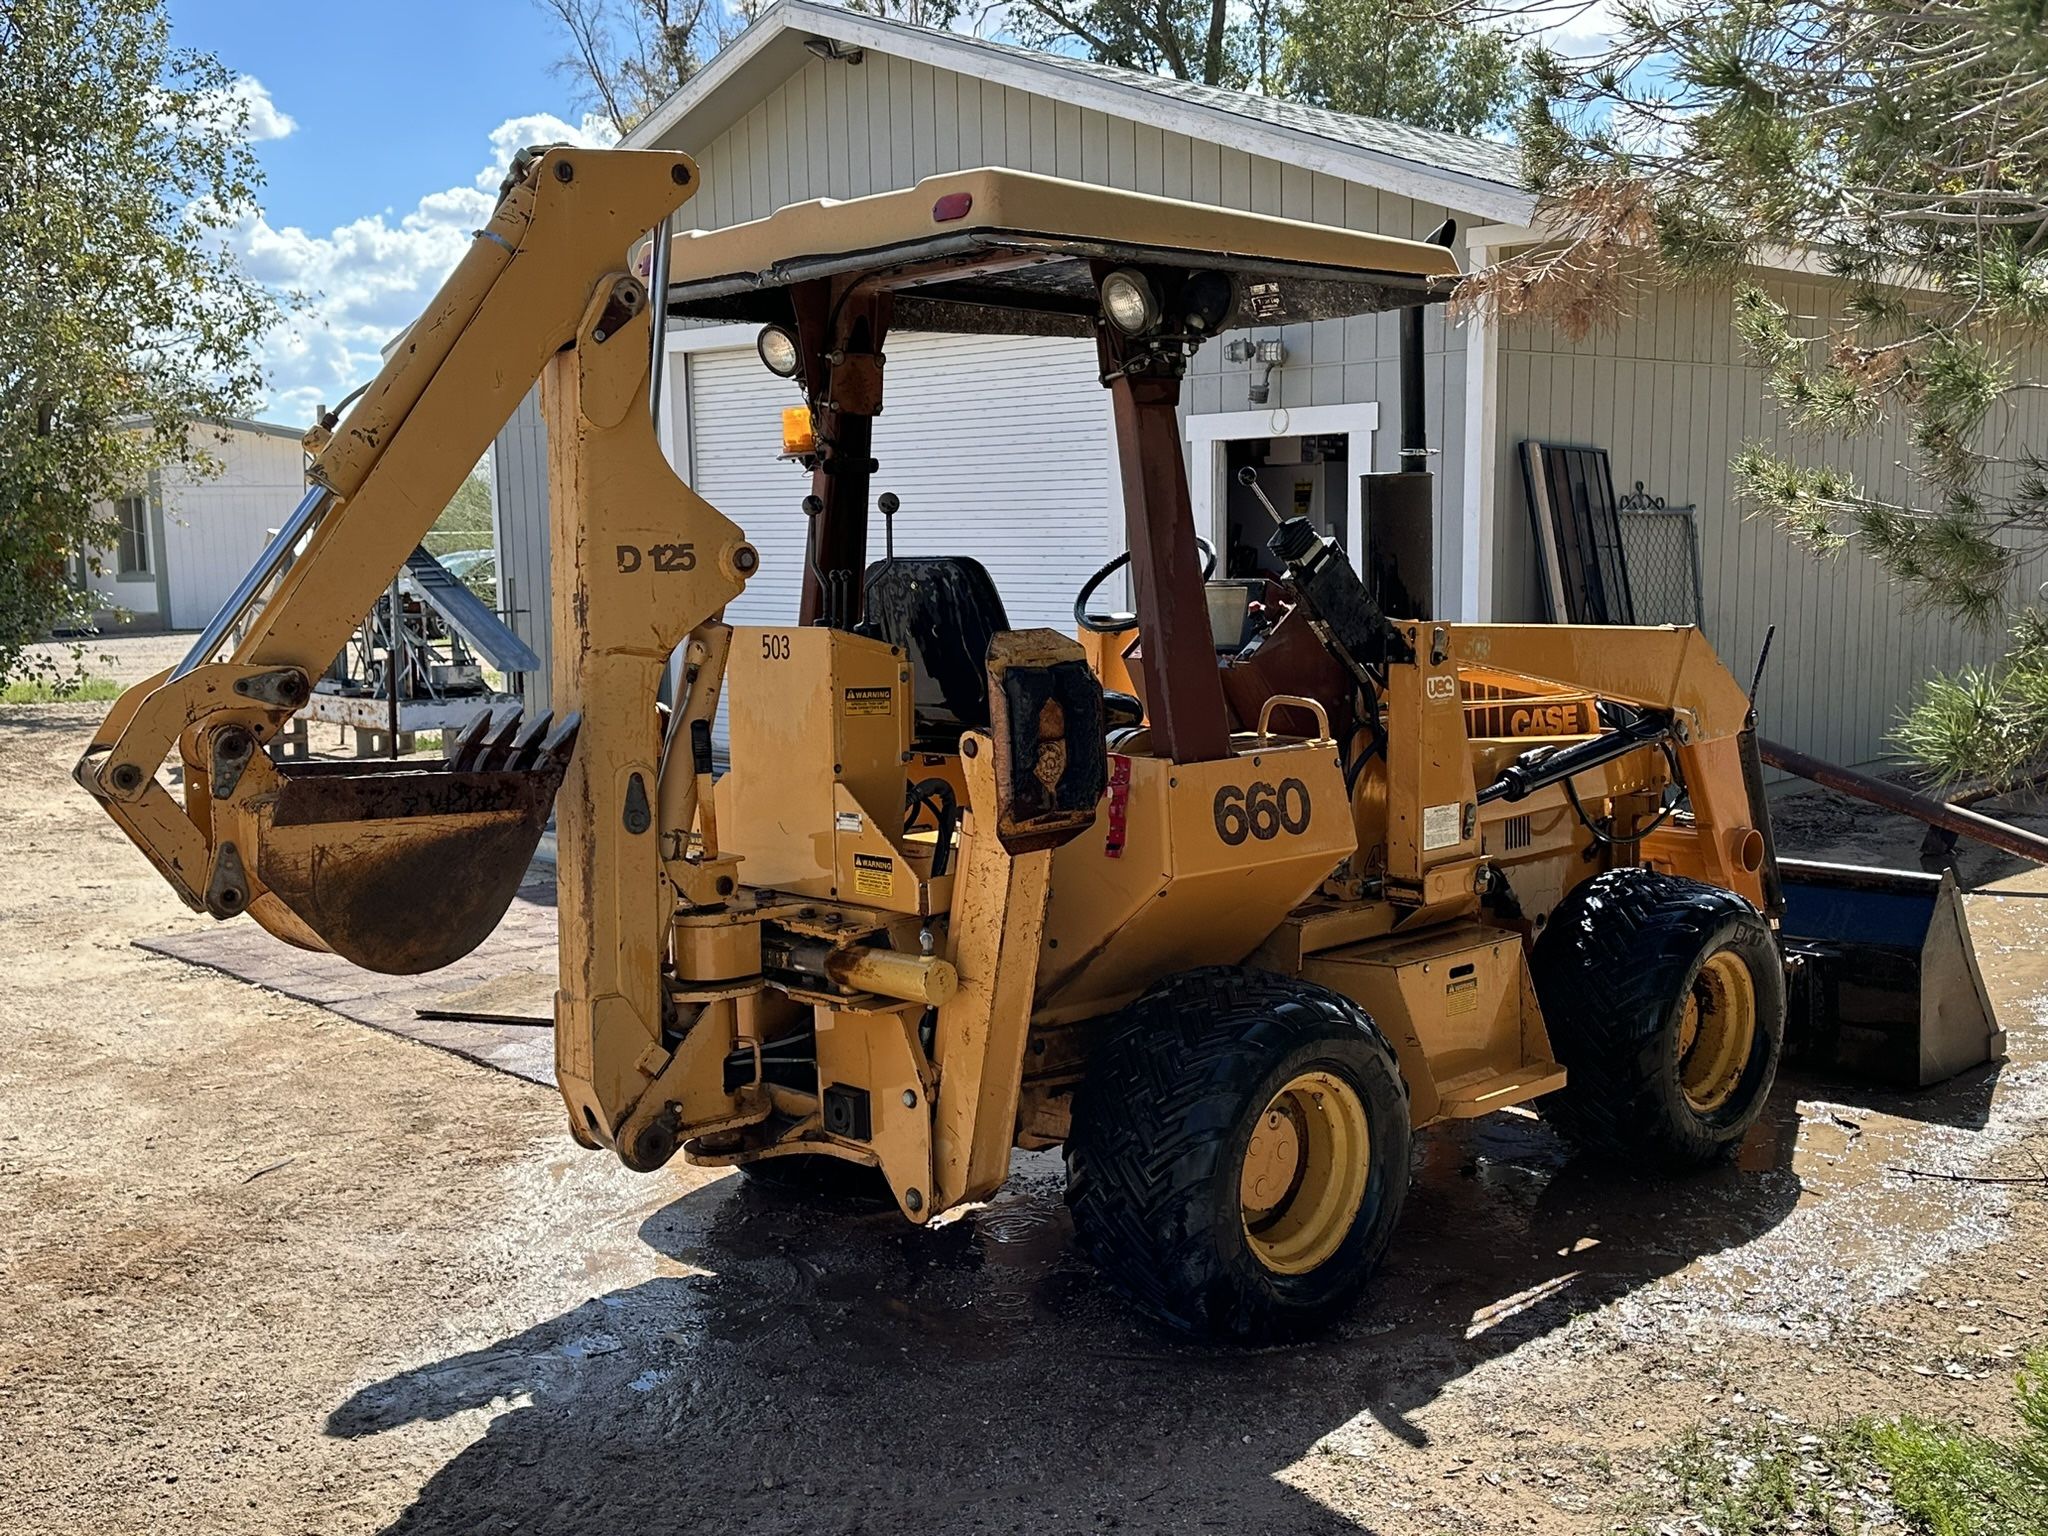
[{"x1": 80, "y1": 147, "x2": 2000, "y2": 1339}]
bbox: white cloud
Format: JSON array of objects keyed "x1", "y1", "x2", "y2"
[
  {"x1": 234, "y1": 111, "x2": 619, "y2": 426},
  {"x1": 1510, "y1": 0, "x2": 1625, "y2": 58},
  {"x1": 195, "y1": 74, "x2": 297, "y2": 141},
  {"x1": 236, "y1": 76, "x2": 298, "y2": 141}
]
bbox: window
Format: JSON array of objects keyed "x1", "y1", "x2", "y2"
[{"x1": 116, "y1": 496, "x2": 150, "y2": 578}]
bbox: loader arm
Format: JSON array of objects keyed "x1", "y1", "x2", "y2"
[
  {"x1": 77, "y1": 147, "x2": 759, "y2": 1156},
  {"x1": 1451, "y1": 621, "x2": 1770, "y2": 907}
]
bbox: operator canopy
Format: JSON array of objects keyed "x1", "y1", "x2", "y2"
[{"x1": 657, "y1": 167, "x2": 1461, "y2": 337}]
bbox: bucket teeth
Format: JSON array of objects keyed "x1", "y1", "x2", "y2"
[
  {"x1": 474, "y1": 712, "x2": 529, "y2": 772},
  {"x1": 447, "y1": 709, "x2": 498, "y2": 772},
  {"x1": 445, "y1": 709, "x2": 574, "y2": 775},
  {"x1": 542, "y1": 712, "x2": 582, "y2": 765},
  {"x1": 506, "y1": 711, "x2": 555, "y2": 772}
]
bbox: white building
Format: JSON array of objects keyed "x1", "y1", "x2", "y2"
[
  {"x1": 490, "y1": 0, "x2": 2040, "y2": 766},
  {"x1": 78, "y1": 417, "x2": 307, "y2": 632}
]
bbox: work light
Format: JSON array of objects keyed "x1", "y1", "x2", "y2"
[
  {"x1": 1100, "y1": 269, "x2": 1160, "y2": 335},
  {"x1": 1179, "y1": 269, "x2": 1236, "y2": 334},
  {"x1": 757, "y1": 323, "x2": 800, "y2": 378}
]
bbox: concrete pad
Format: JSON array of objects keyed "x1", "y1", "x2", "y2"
[{"x1": 136, "y1": 875, "x2": 561, "y2": 1087}]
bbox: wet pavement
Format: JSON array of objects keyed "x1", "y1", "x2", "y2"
[
  {"x1": 119, "y1": 776, "x2": 2048, "y2": 1532},
  {"x1": 312, "y1": 932, "x2": 2045, "y2": 1532}
]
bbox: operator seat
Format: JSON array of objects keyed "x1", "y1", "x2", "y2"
[
  {"x1": 859, "y1": 556, "x2": 1010, "y2": 749},
  {"x1": 859, "y1": 556, "x2": 1146, "y2": 751}
]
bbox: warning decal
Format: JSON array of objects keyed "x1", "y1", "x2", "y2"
[
  {"x1": 1422, "y1": 802, "x2": 1462, "y2": 851},
  {"x1": 852, "y1": 853, "x2": 894, "y2": 898},
  {"x1": 843, "y1": 686, "x2": 893, "y2": 716}
]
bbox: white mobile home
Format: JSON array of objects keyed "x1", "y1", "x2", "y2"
[{"x1": 79, "y1": 417, "x2": 307, "y2": 633}]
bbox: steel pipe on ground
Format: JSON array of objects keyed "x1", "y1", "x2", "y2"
[{"x1": 1760, "y1": 737, "x2": 2048, "y2": 866}]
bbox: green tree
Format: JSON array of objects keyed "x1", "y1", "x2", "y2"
[
  {"x1": 1279, "y1": 0, "x2": 1522, "y2": 135},
  {"x1": 1012, "y1": 0, "x2": 1248, "y2": 85},
  {"x1": 423, "y1": 460, "x2": 499, "y2": 606},
  {"x1": 1463, "y1": 0, "x2": 2048, "y2": 784},
  {"x1": 0, "y1": 0, "x2": 281, "y2": 685},
  {"x1": 540, "y1": 0, "x2": 769, "y2": 133},
  {"x1": 841, "y1": 0, "x2": 965, "y2": 31}
]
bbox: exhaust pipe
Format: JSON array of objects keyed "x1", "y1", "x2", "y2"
[
  {"x1": 1399, "y1": 306, "x2": 1426, "y2": 474},
  {"x1": 1397, "y1": 218, "x2": 1458, "y2": 474}
]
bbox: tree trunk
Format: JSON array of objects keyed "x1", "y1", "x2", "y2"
[{"x1": 1203, "y1": 0, "x2": 1227, "y2": 84}]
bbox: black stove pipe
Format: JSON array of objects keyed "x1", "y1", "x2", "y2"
[
  {"x1": 1400, "y1": 217, "x2": 1460, "y2": 475},
  {"x1": 1399, "y1": 306, "x2": 1427, "y2": 473}
]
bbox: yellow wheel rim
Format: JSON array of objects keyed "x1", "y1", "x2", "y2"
[
  {"x1": 1677, "y1": 951, "x2": 1757, "y2": 1114},
  {"x1": 1239, "y1": 1070, "x2": 1371, "y2": 1275}
]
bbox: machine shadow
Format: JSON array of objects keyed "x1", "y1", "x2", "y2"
[
  {"x1": 327, "y1": 1098, "x2": 1815, "y2": 1534},
  {"x1": 1778, "y1": 1054, "x2": 2004, "y2": 1133}
]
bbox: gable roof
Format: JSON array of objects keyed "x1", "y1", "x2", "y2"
[
  {"x1": 115, "y1": 414, "x2": 305, "y2": 444},
  {"x1": 626, "y1": 0, "x2": 1537, "y2": 225}
]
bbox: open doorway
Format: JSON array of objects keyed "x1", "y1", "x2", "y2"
[
  {"x1": 1186, "y1": 402, "x2": 1381, "y2": 582},
  {"x1": 1221, "y1": 435, "x2": 1353, "y2": 577}
]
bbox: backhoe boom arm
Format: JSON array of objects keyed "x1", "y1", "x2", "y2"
[{"x1": 78, "y1": 147, "x2": 758, "y2": 1160}]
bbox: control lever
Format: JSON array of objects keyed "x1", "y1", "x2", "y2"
[
  {"x1": 879, "y1": 491, "x2": 900, "y2": 560},
  {"x1": 1235, "y1": 463, "x2": 1283, "y2": 522},
  {"x1": 801, "y1": 492, "x2": 856, "y2": 630},
  {"x1": 1265, "y1": 509, "x2": 1411, "y2": 685}
]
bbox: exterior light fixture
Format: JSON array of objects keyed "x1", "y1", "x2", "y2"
[
  {"x1": 757, "y1": 324, "x2": 801, "y2": 378},
  {"x1": 1226, "y1": 337, "x2": 1289, "y2": 403},
  {"x1": 1100, "y1": 268, "x2": 1160, "y2": 335},
  {"x1": 804, "y1": 37, "x2": 865, "y2": 63}
]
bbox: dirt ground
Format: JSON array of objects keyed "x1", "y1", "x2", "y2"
[{"x1": 4, "y1": 640, "x2": 2047, "y2": 1535}]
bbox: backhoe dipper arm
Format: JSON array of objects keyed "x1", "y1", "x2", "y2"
[{"x1": 77, "y1": 147, "x2": 760, "y2": 1160}]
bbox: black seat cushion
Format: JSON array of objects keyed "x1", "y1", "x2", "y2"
[{"x1": 858, "y1": 557, "x2": 1011, "y2": 744}]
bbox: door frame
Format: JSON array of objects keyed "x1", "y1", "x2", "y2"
[{"x1": 1185, "y1": 402, "x2": 1381, "y2": 574}]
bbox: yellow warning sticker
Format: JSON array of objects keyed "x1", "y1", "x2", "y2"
[
  {"x1": 852, "y1": 853, "x2": 894, "y2": 898},
  {"x1": 843, "y1": 686, "x2": 893, "y2": 716},
  {"x1": 1445, "y1": 977, "x2": 1479, "y2": 1016}
]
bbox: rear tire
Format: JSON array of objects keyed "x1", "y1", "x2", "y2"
[
  {"x1": 1532, "y1": 868, "x2": 1785, "y2": 1167},
  {"x1": 1066, "y1": 966, "x2": 1410, "y2": 1340}
]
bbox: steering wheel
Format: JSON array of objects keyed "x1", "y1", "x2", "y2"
[{"x1": 1074, "y1": 538, "x2": 1217, "y2": 634}]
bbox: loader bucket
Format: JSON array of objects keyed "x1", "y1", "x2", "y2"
[
  {"x1": 248, "y1": 711, "x2": 576, "y2": 976},
  {"x1": 1778, "y1": 857, "x2": 2005, "y2": 1088}
]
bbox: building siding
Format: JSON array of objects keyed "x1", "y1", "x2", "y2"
[
  {"x1": 1493, "y1": 277, "x2": 2041, "y2": 767},
  {"x1": 157, "y1": 427, "x2": 308, "y2": 629},
  {"x1": 490, "y1": 389, "x2": 553, "y2": 712},
  {"x1": 677, "y1": 55, "x2": 1470, "y2": 609},
  {"x1": 82, "y1": 422, "x2": 306, "y2": 632}
]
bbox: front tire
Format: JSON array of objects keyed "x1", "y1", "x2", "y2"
[
  {"x1": 1066, "y1": 967, "x2": 1410, "y2": 1340},
  {"x1": 1532, "y1": 868, "x2": 1785, "y2": 1167}
]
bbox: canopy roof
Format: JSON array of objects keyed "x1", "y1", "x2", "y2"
[{"x1": 661, "y1": 167, "x2": 1461, "y2": 337}]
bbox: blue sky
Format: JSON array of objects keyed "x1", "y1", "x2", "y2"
[
  {"x1": 169, "y1": 0, "x2": 617, "y2": 425},
  {"x1": 171, "y1": 1, "x2": 582, "y2": 229}
]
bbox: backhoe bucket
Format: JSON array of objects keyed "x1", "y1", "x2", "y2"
[
  {"x1": 1778, "y1": 857, "x2": 2004, "y2": 1087},
  {"x1": 249, "y1": 711, "x2": 576, "y2": 976}
]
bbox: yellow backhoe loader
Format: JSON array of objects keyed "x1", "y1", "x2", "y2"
[{"x1": 79, "y1": 147, "x2": 2001, "y2": 1339}]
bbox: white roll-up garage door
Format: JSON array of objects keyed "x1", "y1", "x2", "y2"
[{"x1": 685, "y1": 332, "x2": 1116, "y2": 634}]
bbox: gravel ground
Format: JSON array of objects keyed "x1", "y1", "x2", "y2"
[{"x1": 3, "y1": 638, "x2": 2046, "y2": 1534}]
